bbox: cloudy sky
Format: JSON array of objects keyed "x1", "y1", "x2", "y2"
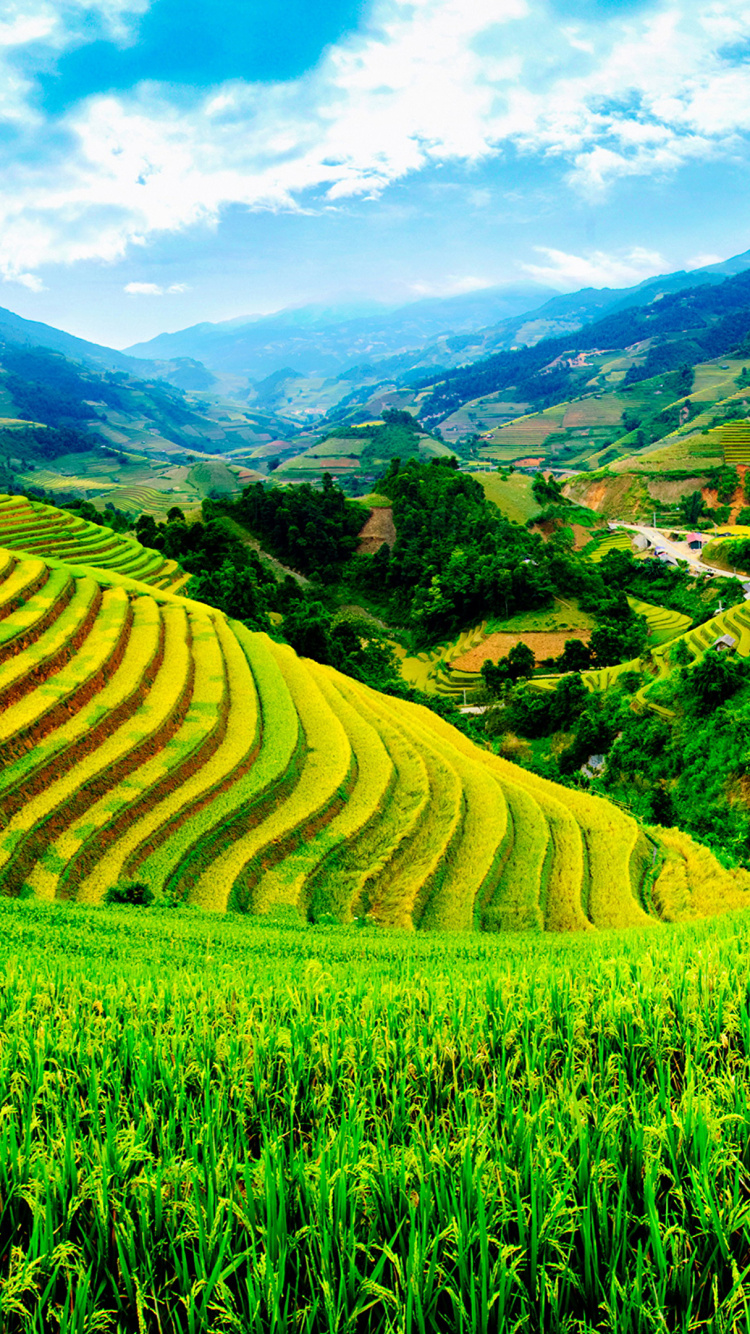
[{"x1": 1, "y1": 0, "x2": 748, "y2": 347}]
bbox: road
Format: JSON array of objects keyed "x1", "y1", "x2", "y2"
[{"x1": 610, "y1": 522, "x2": 749, "y2": 582}]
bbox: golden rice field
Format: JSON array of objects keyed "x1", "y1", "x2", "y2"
[
  {"x1": 0, "y1": 499, "x2": 746, "y2": 928},
  {"x1": 0, "y1": 494, "x2": 188, "y2": 589}
]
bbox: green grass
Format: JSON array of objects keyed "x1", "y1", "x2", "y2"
[
  {"x1": 5, "y1": 900, "x2": 750, "y2": 1331},
  {"x1": 474, "y1": 470, "x2": 542, "y2": 524}
]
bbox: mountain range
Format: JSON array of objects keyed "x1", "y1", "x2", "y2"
[{"x1": 123, "y1": 252, "x2": 750, "y2": 388}]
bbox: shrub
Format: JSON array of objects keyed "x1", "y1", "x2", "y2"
[{"x1": 104, "y1": 881, "x2": 155, "y2": 907}]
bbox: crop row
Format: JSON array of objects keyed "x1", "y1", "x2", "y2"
[
  {"x1": 0, "y1": 493, "x2": 187, "y2": 589},
  {"x1": 0, "y1": 550, "x2": 746, "y2": 928}
]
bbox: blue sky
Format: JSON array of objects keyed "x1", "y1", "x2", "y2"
[{"x1": 0, "y1": 0, "x2": 749, "y2": 348}]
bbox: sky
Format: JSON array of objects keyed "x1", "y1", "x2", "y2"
[{"x1": 0, "y1": 0, "x2": 749, "y2": 348}]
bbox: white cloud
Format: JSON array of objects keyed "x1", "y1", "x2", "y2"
[
  {"x1": 124, "y1": 281, "x2": 188, "y2": 294},
  {"x1": 687, "y1": 253, "x2": 724, "y2": 269},
  {"x1": 410, "y1": 275, "x2": 494, "y2": 296},
  {"x1": 522, "y1": 246, "x2": 666, "y2": 290},
  {"x1": 124, "y1": 281, "x2": 164, "y2": 295},
  {"x1": 1, "y1": 0, "x2": 750, "y2": 276},
  {"x1": 10, "y1": 272, "x2": 46, "y2": 291}
]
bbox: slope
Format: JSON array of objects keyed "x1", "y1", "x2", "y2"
[{"x1": 0, "y1": 541, "x2": 745, "y2": 930}]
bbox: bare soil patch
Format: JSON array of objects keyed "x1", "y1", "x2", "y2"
[
  {"x1": 452, "y1": 629, "x2": 591, "y2": 672},
  {"x1": 357, "y1": 506, "x2": 396, "y2": 555},
  {"x1": 646, "y1": 476, "x2": 704, "y2": 503}
]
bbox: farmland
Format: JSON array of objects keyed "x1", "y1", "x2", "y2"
[
  {"x1": 4, "y1": 900, "x2": 750, "y2": 1330},
  {"x1": 0, "y1": 499, "x2": 744, "y2": 926}
]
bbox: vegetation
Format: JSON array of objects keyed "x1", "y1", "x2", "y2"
[
  {"x1": 0, "y1": 529, "x2": 742, "y2": 922},
  {"x1": 417, "y1": 267, "x2": 750, "y2": 426},
  {"x1": 2, "y1": 902, "x2": 750, "y2": 1329}
]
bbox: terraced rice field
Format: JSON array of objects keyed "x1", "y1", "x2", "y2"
[
  {"x1": 0, "y1": 541, "x2": 745, "y2": 928},
  {"x1": 583, "y1": 529, "x2": 635, "y2": 561},
  {"x1": 0, "y1": 494, "x2": 187, "y2": 589},
  {"x1": 722, "y1": 422, "x2": 750, "y2": 465}
]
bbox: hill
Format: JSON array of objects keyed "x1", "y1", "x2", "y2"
[
  {"x1": 0, "y1": 505, "x2": 746, "y2": 928},
  {"x1": 0, "y1": 339, "x2": 294, "y2": 512}
]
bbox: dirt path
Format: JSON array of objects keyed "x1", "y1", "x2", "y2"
[
  {"x1": 357, "y1": 506, "x2": 396, "y2": 555},
  {"x1": 223, "y1": 516, "x2": 310, "y2": 585}
]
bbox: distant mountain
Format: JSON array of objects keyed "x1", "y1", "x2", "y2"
[
  {"x1": 414, "y1": 263, "x2": 750, "y2": 427},
  {"x1": 123, "y1": 253, "x2": 750, "y2": 391},
  {"x1": 123, "y1": 284, "x2": 560, "y2": 378},
  {"x1": 0, "y1": 304, "x2": 218, "y2": 393}
]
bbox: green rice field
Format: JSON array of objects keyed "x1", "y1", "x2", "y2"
[{"x1": 2, "y1": 900, "x2": 750, "y2": 1332}]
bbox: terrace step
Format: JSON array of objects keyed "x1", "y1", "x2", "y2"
[
  {"x1": 5, "y1": 604, "x2": 193, "y2": 899},
  {"x1": 189, "y1": 642, "x2": 355, "y2": 913}
]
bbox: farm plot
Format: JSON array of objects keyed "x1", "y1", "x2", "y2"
[
  {"x1": 0, "y1": 493, "x2": 187, "y2": 589},
  {"x1": 0, "y1": 548, "x2": 745, "y2": 930}
]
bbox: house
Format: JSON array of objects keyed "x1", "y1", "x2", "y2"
[
  {"x1": 687, "y1": 532, "x2": 711, "y2": 550},
  {"x1": 711, "y1": 634, "x2": 737, "y2": 653}
]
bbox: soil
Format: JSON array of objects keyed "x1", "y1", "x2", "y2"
[
  {"x1": 452, "y1": 629, "x2": 591, "y2": 672},
  {"x1": 357, "y1": 506, "x2": 396, "y2": 555}
]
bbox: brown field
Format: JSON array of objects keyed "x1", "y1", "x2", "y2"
[
  {"x1": 357, "y1": 506, "x2": 396, "y2": 554},
  {"x1": 452, "y1": 629, "x2": 591, "y2": 671}
]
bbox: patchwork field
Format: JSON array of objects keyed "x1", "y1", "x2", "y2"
[
  {"x1": 452, "y1": 629, "x2": 591, "y2": 671},
  {"x1": 0, "y1": 519, "x2": 744, "y2": 928}
]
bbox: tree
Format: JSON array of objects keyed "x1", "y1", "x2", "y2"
[
  {"x1": 556, "y1": 639, "x2": 592, "y2": 672},
  {"x1": 679, "y1": 490, "x2": 706, "y2": 526},
  {"x1": 508, "y1": 641, "x2": 535, "y2": 681},
  {"x1": 549, "y1": 673, "x2": 588, "y2": 729},
  {"x1": 683, "y1": 648, "x2": 747, "y2": 714}
]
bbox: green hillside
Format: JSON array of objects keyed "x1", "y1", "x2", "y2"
[{"x1": 0, "y1": 533, "x2": 746, "y2": 928}]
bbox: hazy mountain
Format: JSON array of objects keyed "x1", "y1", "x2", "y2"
[
  {"x1": 0, "y1": 304, "x2": 218, "y2": 392},
  {"x1": 124, "y1": 254, "x2": 750, "y2": 387},
  {"x1": 124, "y1": 284, "x2": 560, "y2": 377}
]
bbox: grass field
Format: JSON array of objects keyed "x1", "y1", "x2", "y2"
[
  {"x1": 473, "y1": 470, "x2": 542, "y2": 524},
  {"x1": 3, "y1": 900, "x2": 750, "y2": 1330}
]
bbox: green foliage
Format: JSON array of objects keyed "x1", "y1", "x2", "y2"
[
  {"x1": 531, "y1": 471, "x2": 565, "y2": 506},
  {"x1": 481, "y1": 642, "x2": 536, "y2": 696},
  {"x1": 281, "y1": 600, "x2": 399, "y2": 689},
  {"x1": 187, "y1": 557, "x2": 274, "y2": 630},
  {"x1": 682, "y1": 647, "x2": 749, "y2": 714},
  {"x1": 353, "y1": 458, "x2": 607, "y2": 643},
  {"x1": 3, "y1": 903, "x2": 750, "y2": 1329},
  {"x1": 710, "y1": 464, "x2": 740, "y2": 504},
  {"x1": 679, "y1": 489, "x2": 706, "y2": 526},
  {"x1": 104, "y1": 880, "x2": 155, "y2": 906},
  {"x1": 224, "y1": 473, "x2": 366, "y2": 582},
  {"x1": 555, "y1": 638, "x2": 592, "y2": 671}
]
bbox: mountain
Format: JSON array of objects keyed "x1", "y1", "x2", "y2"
[
  {"x1": 413, "y1": 263, "x2": 750, "y2": 427},
  {"x1": 125, "y1": 254, "x2": 750, "y2": 385},
  {"x1": 123, "y1": 284, "x2": 560, "y2": 378},
  {"x1": 0, "y1": 303, "x2": 219, "y2": 394}
]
